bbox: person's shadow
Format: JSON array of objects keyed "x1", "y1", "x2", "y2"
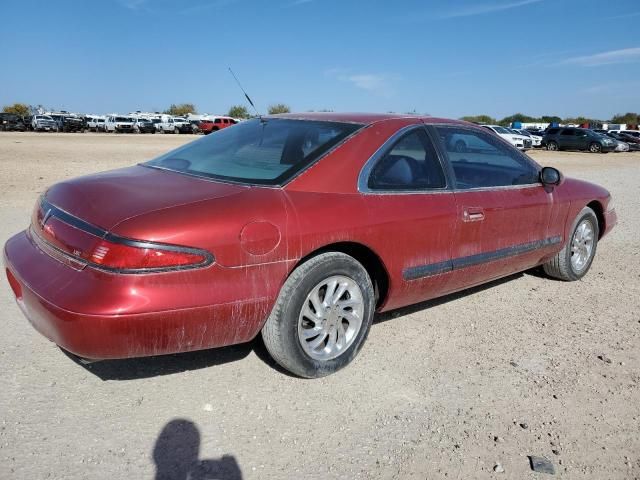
[{"x1": 153, "y1": 419, "x2": 242, "y2": 480}]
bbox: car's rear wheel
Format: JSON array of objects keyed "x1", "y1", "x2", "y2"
[
  {"x1": 543, "y1": 206, "x2": 599, "y2": 281},
  {"x1": 262, "y1": 252, "x2": 375, "y2": 378},
  {"x1": 589, "y1": 142, "x2": 602, "y2": 153},
  {"x1": 546, "y1": 141, "x2": 558, "y2": 151}
]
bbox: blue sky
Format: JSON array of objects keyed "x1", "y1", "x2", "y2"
[{"x1": 1, "y1": 0, "x2": 638, "y2": 119}]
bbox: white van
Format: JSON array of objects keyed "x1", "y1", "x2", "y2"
[{"x1": 105, "y1": 115, "x2": 135, "y2": 133}]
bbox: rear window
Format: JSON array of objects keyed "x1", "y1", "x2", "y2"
[{"x1": 145, "y1": 118, "x2": 362, "y2": 185}]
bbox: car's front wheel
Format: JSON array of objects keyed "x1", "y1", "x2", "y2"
[
  {"x1": 589, "y1": 142, "x2": 602, "y2": 153},
  {"x1": 546, "y1": 141, "x2": 558, "y2": 151},
  {"x1": 543, "y1": 206, "x2": 599, "y2": 281},
  {"x1": 262, "y1": 252, "x2": 375, "y2": 378}
]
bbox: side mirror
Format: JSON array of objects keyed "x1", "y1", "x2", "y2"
[{"x1": 540, "y1": 166, "x2": 561, "y2": 186}]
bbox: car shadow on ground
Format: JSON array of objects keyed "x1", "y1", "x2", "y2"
[
  {"x1": 67, "y1": 271, "x2": 529, "y2": 380},
  {"x1": 153, "y1": 418, "x2": 242, "y2": 480}
]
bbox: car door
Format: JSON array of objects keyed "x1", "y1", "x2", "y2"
[
  {"x1": 358, "y1": 126, "x2": 458, "y2": 309},
  {"x1": 430, "y1": 124, "x2": 557, "y2": 291},
  {"x1": 559, "y1": 128, "x2": 577, "y2": 149}
]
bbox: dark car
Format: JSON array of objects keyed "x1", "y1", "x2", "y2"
[
  {"x1": 49, "y1": 114, "x2": 85, "y2": 133},
  {"x1": 0, "y1": 113, "x2": 27, "y2": 131},
  {"x1": 4, "y1": 113, "x2": 617, "y2": 378},
  {"x1": 543, "y1": 127, "x2": 616, "y2": 153},
  {"x1": 134, "y1": 118, "x2": 157, "y2": 134}
]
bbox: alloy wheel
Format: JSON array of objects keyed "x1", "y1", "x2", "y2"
[
  {"x1": 297, "y1": 275, "x2": 364, "y2": 361},
  {"x1": 571, "y1": 219, "x2": 595, "y2": 272}
]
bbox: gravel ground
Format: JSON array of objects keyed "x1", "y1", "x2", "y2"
[{"x1": 1, "y1": 132, "x2": 639, "y2": 480}]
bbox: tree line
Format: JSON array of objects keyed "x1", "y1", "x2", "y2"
[{"x1": 460, "y1": 112, "x2": 640, "y2": 126}]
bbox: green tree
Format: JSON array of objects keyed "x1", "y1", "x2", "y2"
[
  {"x1": 227, "y1": 105, "x2": 250, "y2": 119},
  {"x1": 268, "y1": 103, "x2": 291, "y2": 115},
  {"x1": 498, "y1": 113, "x2": 536, "y2": 126},
  {"x1": 611, "y1": 112, "x2": 639, "y2": 125},
  {"x1": 2, "y1": 103, "x2": 30, "y2": 117},
  {"x1": 164, "y1": 103, "x2": 197, "y2": 116},
  {"x1": 540, "y1": 115, "x2": 562, "y2": 124},
  {"x1": 460, "y1": 115, "x2": 496, "y2": 124}
]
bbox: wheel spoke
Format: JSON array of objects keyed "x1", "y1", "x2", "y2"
[
  {"x1": 309, "y1": 290, "x2": 325, "y2": 317},
  {"x1": 301, "y1": 326, "x2": 324, "y2": 339},
  {"x1": 302, "y1": 304, "x2": 321, "y2": 322},
  {"x1": 331, "y1": 282, "x2": 348, "y2": 305},
  {"x1": 340, "y1": 310, "x2": 360, "y2": 324},
  {"x1": 308, "y1": 331, "x2": 328, "y2": 350},
  {"x1": 323, "y1": 279, "x2": 338, "y2": 307},
  {"x1": 325, "y1": 328, "x2": 338, "y2": 352},
  {"x1": 336, "y1": 324, "x2": 347, "y2": 349}
]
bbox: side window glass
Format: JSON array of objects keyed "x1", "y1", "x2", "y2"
[
  {"x1": 560, "y1": 129, "x2": 574, "y2": 136},
  {"x1": 368, "y1": 129, "x2": 446, "y2": 191},
  {"x1": 435, "y1": 126, "x2": 539, "y2": 189}
]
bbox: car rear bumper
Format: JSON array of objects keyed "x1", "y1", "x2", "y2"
[{"x1": 4, "y1": 230, "x2": 288, "y2": 360}]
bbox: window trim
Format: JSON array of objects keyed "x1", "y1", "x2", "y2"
[
  {"x1": 428, "y1": 124, "x2": 542, "y2": 192},
  {"x1": 358, "y1": 124, "x2": 451, "y2": 195}
]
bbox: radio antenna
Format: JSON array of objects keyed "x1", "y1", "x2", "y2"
[{"x1": 228, "y1": 67, "x2": 261, "y2": 118}]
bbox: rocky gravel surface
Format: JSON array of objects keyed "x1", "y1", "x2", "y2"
[{"x1": 1, "y1": 132, "x2": 638, "y2": 479}]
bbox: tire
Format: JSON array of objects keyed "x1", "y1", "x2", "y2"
[
  {"x1": 455, "y1": 140, "x2": 467, "y2": 153},
  {"x1": 262, "y1": 252, "x2": 375, "y2": 378},
  {"x1": 546, "y1": 141, "x2": 558, "y2": 151},
  {"x1": 543, "y1": 206, "x2": 599, "y2": 281},
  {"x1": 589, "y1": 142, "x2": 602, "y2": 153}
]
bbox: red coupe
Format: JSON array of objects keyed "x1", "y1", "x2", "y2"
[{"x1": 4, "y1": 113, "x2": 617, "y2": 377}]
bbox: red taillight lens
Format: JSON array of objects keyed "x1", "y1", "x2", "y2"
[
  {"x1": 88, "y1": 239, "x2": 207, "y2": 271},
  {"x1": 32, "y1": 200, "x2": 212, "y2": 273}
]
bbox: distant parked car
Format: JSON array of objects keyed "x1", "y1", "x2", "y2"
[
  {"x1": 133, "y1": 118, "x2": 156, "y2": 134},
  {"x1": 199, "y1": 116, "x2": 238, "y2": 134},
  {"x1": 609, "y1": 130, "x2": 640, "y2": 139},
  {"x1": 0, "y1": 113, "x2": 27, "y2": 131},
  {"x1": 31, "y1": 115, "x2": 58, "y2": 132},
  {"x1": 608, "y1": 132, "x2": 640, "y2": 151},
  {"x1": 543, "y1": 127, "x2": 616, "y2": 153},
  {"x1": 512, "y1": 128, "x2": 542, "y2": 148},
  {"x1": 189, "y1": 120, "x2": 203, "y2": 134},
  {"x1": 173, "y1": 117, "x2": 194, "y2": 134},
  {"x1": 481, "y1": 125, "x2": 532, "y2": 150},
  {"x1": 87, "y1": 116, "x2": 105, "y2": 132},
  {"x1": 105, "y1": 115, "x2": 135, "y2": 133},
  {"x1": 156, "y1": 116, "x2": 178, "y2": 134}
]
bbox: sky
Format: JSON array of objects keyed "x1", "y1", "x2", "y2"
[{"x1": 1, "y1": 0, "x2": 638, "y2": 120}]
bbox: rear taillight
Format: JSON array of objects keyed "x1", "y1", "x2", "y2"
[
  {"x1": 32, "y1": 199, "x2": 212, "y2": 273},
  {"x1": 86, "y1": 238, "x2": 208, "y2": 271}
]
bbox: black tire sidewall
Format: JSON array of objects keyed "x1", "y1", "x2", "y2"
[
  {"x1": 278, "y1": 256, "x2": 375, "y2": 378},
  {"x1": 564, "y1": 209, "x2": 599, "y2": 280}
]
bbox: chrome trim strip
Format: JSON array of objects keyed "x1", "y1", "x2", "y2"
[{"x1": 403, "y1": 235, "x2": 562, "y2": 281}]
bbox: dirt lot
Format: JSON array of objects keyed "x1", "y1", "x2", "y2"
[{"x1": 1, "y1": 132, "x2": 638, "y2": 479}]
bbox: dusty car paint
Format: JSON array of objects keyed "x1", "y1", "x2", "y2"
[{"x1": 3, "y1": 113, "x2": 616, "y2": 359}]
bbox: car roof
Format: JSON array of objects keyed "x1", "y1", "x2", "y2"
[{"x1": 268, "y1": 112, "x2": 468, "y2": 127}]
